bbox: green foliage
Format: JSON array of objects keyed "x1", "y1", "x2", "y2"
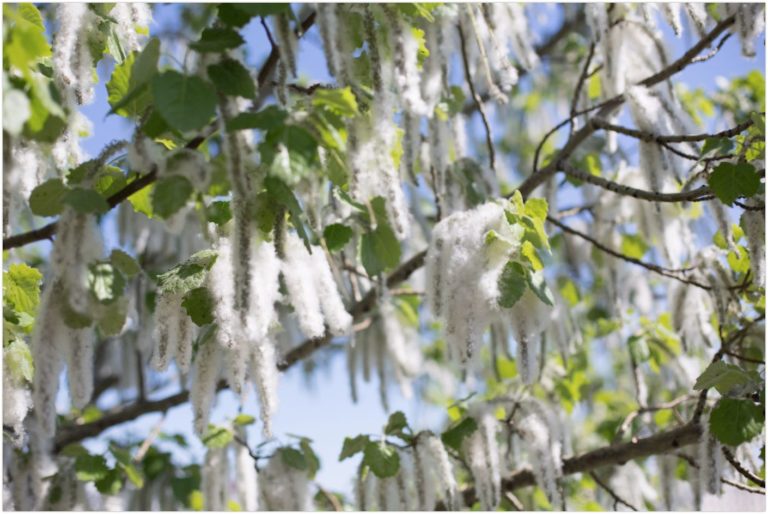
[
  {"x1": 107, "y1": 38, "x2": 160, "y2": 117},
  {"x1": 29, "y1": 179, "x2": 68, "y2": 217},
  {"x1": 709, "y1": 398, "x2": 764, "y2": 446},
  {"x1": 62, "y1": 188, "x2": 111, "y2": 215},
  {"x1": 152, "y1": 175, "x2": 194, "y2": 219},
  {"x1": 708, "y1": 162, "x2": 762, "y2": 206},
  {"x1": 339, "y1": 435, "x2": 370, "y2": 461},
  {"x1": 110, "y1": 249, "x2": 141, "y2": 278},
  {"x1": 264, "y1": 176, "x2": 312, "y2": 249},
  {"x1": 441, "y1": 417, "x2": 478, "y2": 451},
  {"x1": 498, "y1": 261, "x2": 528, "y2": 308},
  {"x1": 323, "y1": 223, "x2": 354, "y2": 252},
  {"x1": 156, "y1": 249, "x2": 218, "y2": 295},
  {"x1": 182, "y1": 287, "x2": 215, "y2": 326},
  {"x1": 151, "y1": 71, "x2": 217, "y2": 132},
  {"x1": 190, "y1": 27, "x2": 245, "y2": 53},
  {"x1": 201, "y1": 425, "x2": 234, "y2": 448},
  {"x1": 4, "y1": 339, "x2": 34, "y2": 383},
  {"x1": 207, "y1": 58, "x2": 256, "y2": 99},
  {"x1": 88, "y1": 262, "x2": 126, "y2": 304},
  {"x1": 4, "y1": 263, "x2": 42, "y2": 315},
  {"x1": 363, "y1": 441, "x2": 400, "y2": 478}
]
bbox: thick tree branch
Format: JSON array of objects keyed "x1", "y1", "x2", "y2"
[
  {"x1": 458, "y1": 422, "x2": 702, "y2": 507},
  {"x1": 560, "y1": 162, "x2": 714, "y2": 202}
]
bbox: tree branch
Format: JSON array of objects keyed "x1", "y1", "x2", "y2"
[
  {"x1": 457, "y1": 422, "x2": 703, "y2": 507},
  {"x1": 722, "y1": 446, "x2": 766, "y2": 488},
  {"x1": 559, "y1": 162, "x2": 714, "y2": 203},
  {"x1": 589, "y1": 471, "x2": 638, "y2": 511}
]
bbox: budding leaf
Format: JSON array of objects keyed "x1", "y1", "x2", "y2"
[
  {"x1": 4, "y1": 263, "x2": 42, "y2": 315},
  {"x1": 384, "y1": 411, "x2": 408, "y2": 435}
]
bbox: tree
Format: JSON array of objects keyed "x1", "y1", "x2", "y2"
[{"x1": 2, "y1": 2, "x2": 766, "y2": 511}]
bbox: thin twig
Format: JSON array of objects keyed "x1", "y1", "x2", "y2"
[
  {"x1": 589, "y1": 471, "x2": 639, "y2": 511},
  {"x1": 569, "y1": 42, "x2": 596, "y2": 134},
  {"x1": 722, "y1": 446, "x2": 766, "y2": 488},
  {"x1": 457, "y1": 20, "x2": 496, "y2": 174},
  {"x1": 133, "y1": 415, "x2": 165, "y2": 463}
]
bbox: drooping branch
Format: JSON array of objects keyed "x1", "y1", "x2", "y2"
[
  {"x1": 589, "y1": 471, "x2": 639, "y2": 511},
  {"x1": 722, "y1": 446, "x2": 766, "y2": 488},
  {"x1": 592, "y1": 117, "x2": 755, "y2": 144}
]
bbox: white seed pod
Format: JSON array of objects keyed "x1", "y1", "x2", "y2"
[
  {"x1": 413, "y1": 435, "x2": 438, "y2": 510},
  {"x1": 52, "y1": 3, "x2": 97, "y2": 105},
  {"x1": 151, "y1": 292, "x2": 181, "y2": 371},
  {"x1": 316, "y1": 3, "x2": 341, "y2": 78},
  {"x1": 202, "y1": 447, "x2": 228, "y2": 511},
  {"x1": 660, "y1": 3, "x2": 683, "y2": 36},
  {"x1": 2, "y1": 355, "x2": 31, "y2": 444},
  {"x1": 462, "y1": 408, "x2": 501, "y2": 510},
  {"x1": 245, "y1": 241, "x2": 282, "y2": 342},
  {"x1": 419, "y1": 432, "x2": 460, "y2": 510},
  {"x1": 190, "y1": 339, "x2": 223, "y2": 435},
  {"x1": 741, "y1": 208, "x2": 765, "y2": 288},
  {"x1": 308, "y1": 246, "x2": 352, "y2": 336},
  {"x1": 250, "y1": 338, "x2": 278, "y2": 438},
  {"x1": 260, "y1": 450, "x2": 312, "y2": 511},
  {"x1": 504, "y1": 4, "x2": 540, "y2": 71},
  {"x1": 727, "y1": 3, "x2": 765, "y2": 57},
  {"x1": 235, "y1": 427, "x2": 259, "y2": 511},
  {"x1": 161, "y1": 148, "x2": 210, "y2": 190},
  {"x1": 64, "y1": 327, "x2": 95, "y2": 409},
  {"x1": 517, "y1": 408, "x2": 564, "y2": 509},
  {"x1": 208, "y1": 237, "x2": 239, "y2": 349},
  {"x1": 684, "y1": 4, "x2": 709, "y2": 38},
  {"x1": 698, "y1": 413, "x2": 724, "y2": 496},
  {"x1": 281, "y1": 233, "x2": 326, "y2": 338}
]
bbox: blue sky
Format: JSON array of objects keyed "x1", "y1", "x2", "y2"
[{"x1": 64, "y1": 3, "x2": 765, "y2": 498}]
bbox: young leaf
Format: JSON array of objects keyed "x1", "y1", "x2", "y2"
[
  {"x1": 190, "y1": 27, "x2": 245, "y2": 53},
  {"x1": 207, "y1": 58, "x2": 256, "y2": 99},
  {"x1": 152, "y1": 175, "x2": 193, "y2": 219},
  {"x1": 709, "y1": 398, "x2": 764, "y2": 446},
  {"x1": 708, "y1": 162, "x2": 762, "y2": 206},
  {"x1": 29, "y1": 179, "x2": 68, "y2": 217},
  {"x1": 441, "y1": 417, "x2": 478, "y2": 451},
  {"x1": 151, "y1": 71, "x2": 217, "y2": 132},
  {"x1": 4, "y1": 263, "x2": 42, "y2": 315},
  {"x1": 339, "y1": 435, "x2": 370, "y2": 461},
  {"x1": 363, "y1": 441, "x2": 400, "y2": 478},
  {"x1": 498, "y1": 261, "x2": 528, "y2": 308},
  {"x1": 181, "y1": 287, "x2": 215, "y2": 326}
]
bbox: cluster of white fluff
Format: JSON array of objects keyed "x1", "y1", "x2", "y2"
[
  {"x1": 110, "y1": 3, "x2": 152, "y2": 53},
  {"x1": 316, "y1": 4, "x2": 341, "y2": 79},
  {"x1": 608, "y1": 461, "x2": 658, "y2": 510},
  {"x1": 235, "y1": 427, "x2": 260, "y2": 511},
  {"x1": 355, "y1": 449, "x2": 418, "y2": 511},
  {"x1": 150, "y1": 292, "x2": 194, "y2": 373},
  {"x1": 127, "y1": 135, "x2": 165, "y2": 173},
  {"x1": 3, "y1": 352, "x2": 32, "y2": 444},
  {"x1": 52, "y1": 3, "x2": 98, "y2": 105},
  {"x1": 414, "y1": 432, "x2": 460, "y2": 510},
  {"x1": 726, "y1": 3, "x2": 766, "y2": 57},
  {"x1": 697, "y1": 413, "x2": 724, "y2": 498},
  {"x1": 741, "y1": 204, "x2": 765, "y2": 288},
  {"x1": 31, "y1": 209, "x2": 103, "y2": 440},
  {"x1": 669, "y1": 280, "x2": 717, "y2": 351},
  {"x1": 696, "y1": 247, "x2": 737, "y2": 324},
  {"x1": 282, "y1": 232, "x2": 353, "y2": 338},
  {"x1": 346, "y1": 298, "x2": 422, "y2": 409},
  {"x1": 4, "y1": 143, "x2": 47, "y2": 234},
  {"x1": 517, "y1": 403, "x2": 565, "y2": 509},
  {"x1": 201, "y1": 447, "x2": 228, "y2": 510},
  {"x1": 190, "y1": 337, "x2": 223, "y2": 435},
  {"x1": 259, "y1": 450, "x2": 313, "y2": 511},
  {"x1": 273, "y1": 13, "x2": 298, "y2": 105},
  {"x1": 462, "y1": 408, "x2": 502, "y2": 510},
  {"x1": 386, "y1": 8, "x2": 428, "y2": 116},
  {"x1": 425, "y1": 200, "x2": 554, "y2": 378}
]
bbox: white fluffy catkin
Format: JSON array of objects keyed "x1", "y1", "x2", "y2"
[
  {"x1": 463, "y1": 409, "x2": 502, "y2": 510},
  {"x1": 741, "y1": 208, "x2": 765, "y2": 288},
  {"x1": 281, "y1": 233, "x2": 326, "y2": 338},
  {"x1": 698, "y1": 413, "x2": 724, "y2": 496},
  {"x1": 250, "y1": 338, "x2": 279, "y2": 438},
  {"x1": 517, "y1": 409, "x2": 564, "y2": 509},
  {"x1": 419, "y1": 432, "x2": 460, "y2": 510},
  {"x1": 150, "y1": 292, "x2": 181, "y2": 371},
  {"x1": 727, "y1": 3, "x2": 766, "y2": 57},
  {"x1": 3, "y1": 354, "x2": 31, "y2": 444},
  {"x1": 53, "y1": 3, "x2": 97, "y2": 105},
  {"x1": 110, "y1": 3, "x2": 152, "y2": 52},
  {"x1": 235, "y1": 426, "x2": 259, "y2": 511},
  {"x1": 190, "y1": 339, "x2": 222, "y2": 435},
  {"x1": 260, "y1": 450, "x2": 312, "y2": 511},
  {"x1": 202, "y1": 447, "x2": 228, "y2": 511}
]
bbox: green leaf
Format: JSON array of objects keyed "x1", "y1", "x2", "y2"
[
  {"x1": 312, "y1": 87, "x2": 358, "y2": 118},
  {"x1": 233, "y1": 414, "x2": 256, "y2": 426},
  {"x1": 587, "y1": 73, "x2": 601, "y2": 99},
  {"x1": 4, "y1": 339, "x2": 34, "y2": 383},
  {"x1": 4, "y1": 263, "x2": 42, "y2": 315},
  {"x1": 363, "y1": 441, "x2": 400, "y2": 478},
  {"x1": 107, "y1": 38, "x2": 160, "y2": 117},
  {"x1": 75, "y1": 454, "x2": 110, "y2": 482},
  {"x1": 29, "y1": 179, "x2": 68, "y2": 217},
  {"x1": 520, "y1": 240, "x2": 543, "y2": 271},
  {"x1": 701, "y1": 137, "x2": 734, "y2": 156},
  {"x1": 727, "y1": 246, "x2": 751, "y2": 274},
  {"x1": 206, "y1": 201, "x2": 232, "y2": 225},
  {"x1": 323, "y1": 223, "x2": 353, "y2": 252},
  {"x1": 300, "y1": 439, "x2": 320, "y2": 479},
  {"x1": 207, "y1": 58, "x2": 256, "y2": 99},
  {"x1": 181, "y1": 287, "x2": 215, "y2": 326},
  {"x1": 280, "y1": 447, "x2": 308, "y2": 470},
  {"x1": 441, "y1": 417, "x2": 478, "y2": 451},
  {"x1": 156, "y1": 249, "x2": 218, "y2": 295},
  {"x1": 152, "y1": 175, "x2": 194, "y2": 219},
  {"x1": 621, "y1": 234, "x2": 649, "y2": 259},
  {"x1": 190, "y1": 27, "x2": 245, "y2": 53},
  {"x1": 709, "y1": 398, "x2": 764, "y2": 446},
  {"x1": 339, "y1": 435, "x2": 369, "y2": 461},
  {"x1": 62, "y1": 188, "x2": 110, "y2": 215},
  {"x1": 694, "y1": 361, "x2": 756, "y2": 395},
  {"x1": 110, "y1": 249, "x2": 141, "y2": 277},
  {"x1": 94, "y1": 469, "x2": 123, "y2": 495},
  {"x1": 60, "y1": 300, "x2": 93, "y2": 329},
  {"x1": 384, "y1": 411, "x2": 408, "y2": 435},
  {"x1": 524, "y1": 198, "x2": 548, "y2": 221},
  {"x1": 526, "y1": 269, "x2": 555, "y2": 306},
  {"x1": 498, "y1": 261, "x2": 528, "y2": 308},
  {"x1": 97, "y1": 299, "x2": 128, "y2": 336},
  {"x1": 226, "y1": 106, "x2": 288, "y2": 131},
  {"x1": 189, "y1": 490, "x2": 204, "y2": 511},
  {"x1": 202, "y1": 425, "x2": 233, "y2": 448},
  {"x1": 88, "y1": 262, "x2": 126, "y2": 304},
  {"x1": 264, "y1": 176, "x2": 312, "y2": 249},
  {"x1": 151, "y1": 71, "x2": 217, "y2": 132},
  {"x1": 708, "y1": 162, "x2": 762, "y2": 206},
  {"x1": 360, "y1": 222, "x2": 401, "y2": 277}
]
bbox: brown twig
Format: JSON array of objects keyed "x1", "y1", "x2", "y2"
[
  {"x1": 722, "y1": 446, "x2": 766, "y2": 488},
  {"x1": 589, "y1": 471, "x2": 639, "y2": 511}
]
